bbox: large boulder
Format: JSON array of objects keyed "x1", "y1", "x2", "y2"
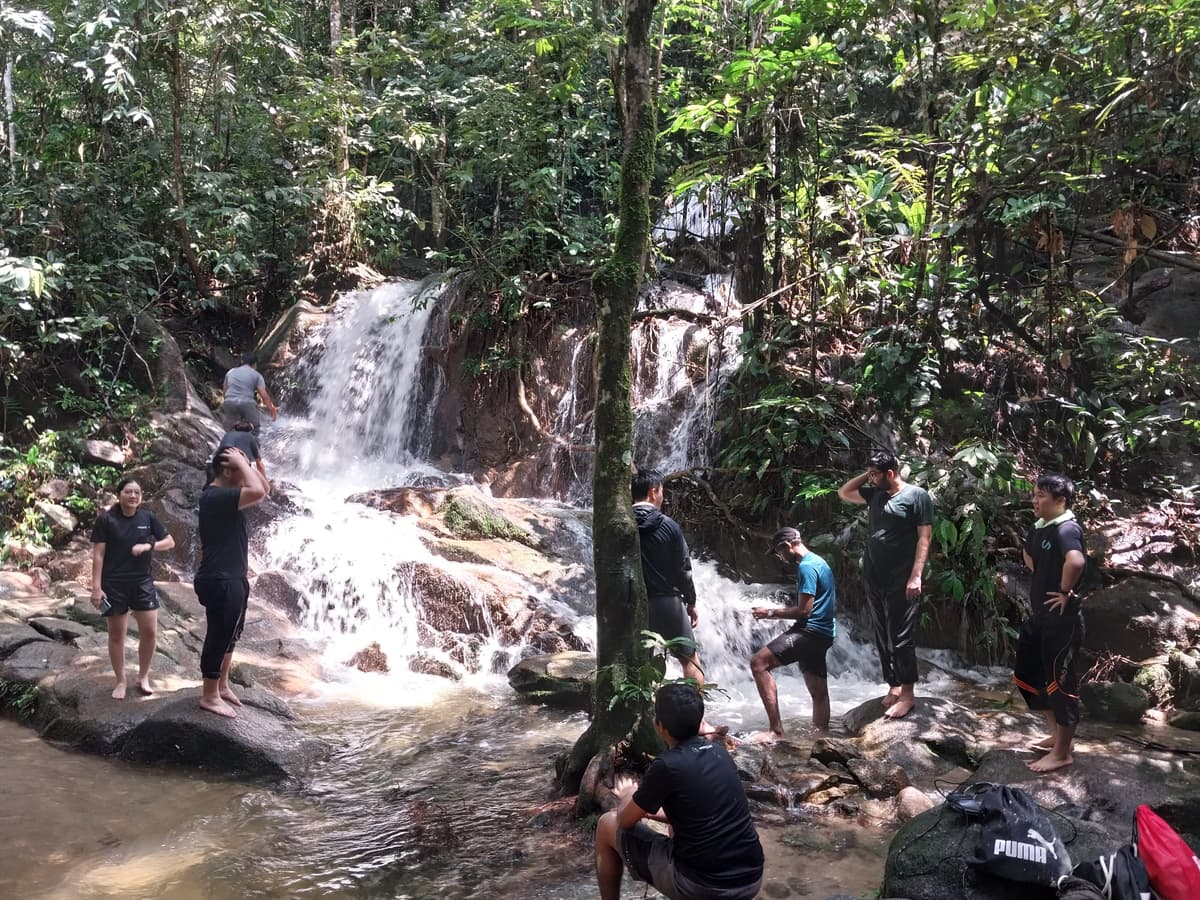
[
  {"x1": 83, "y1": 439, "x2": 126, "y2": 467},
  {"x1": 1080, "y1": 681, "x2": 1150, "y2": 724},
  {"x1": 1083, "y1": 577, "x2": 1200, "y2": 659},
  {"x1": 1169, "y1": 650, "x2": 1200, "y2": 711},
  {"x1": 882, "y1": 799, "x2": 1113, "y2": 900},
  {"x1": 507, "y1": 651, "x2": 595, "y2": 711},
  {"x1": 34, "y1": 501, "x2": 78, "y2": 544}
]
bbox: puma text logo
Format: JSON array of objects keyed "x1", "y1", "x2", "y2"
[
  {"x1": 1026, "y1": 828, "x2": 1057, "y2": 860},
  {"x1": 994, "y1": 838, "x2": 1047, "y2": 864}
]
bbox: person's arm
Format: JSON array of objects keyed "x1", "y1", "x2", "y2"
[
  {"x1": 256, "y1": 381, "x2": 278, "y2": 421},
  {"x1": 753, "y1": 592, "x2": 814, "y2": 622},
  {"x1": 90, "y1": 543, "x2": 106, "y2": 608},
  {"x1": 674, "y1": 526, "x2": 699, "y2": 627},
  {"x1": 617, "y1": 795, "x2": 651, "y2": 829},
  {"x1": 838, "y1": 471, "x2": 870, "y2": 504},
  {"x1": 1045, "y1": 535, "x2": 1086, "y2": 614},
  {"x1": 223, "y1": 448, "x2": 268, "y2": 508},
  {"x1": 907, "y1": 524, "x2": 932, "y2": 599}
]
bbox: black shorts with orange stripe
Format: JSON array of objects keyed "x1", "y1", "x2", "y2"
[{"x1": 1013, "y1": 610, "x2": 1084, "y2": 727}]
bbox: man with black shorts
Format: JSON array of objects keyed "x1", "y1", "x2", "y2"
[
  {"x1": 195, "y1": 446, "x2": 269, "y2": 718},
  {"x1": 594, "y1": 683, "x2": 764, "y2": 900},
  {"x1": 839, "y1": 450, "x2": 933, "y2": 719},
  {"x1": 749, "y1": 527, "x2": 837, "y2": 739},
  {"x1": 1014, "y1": 472, "x2": 1086, "y2": 773},
  {"x1": 633, "y1": 468, "x2": 703, "y2": 687}
]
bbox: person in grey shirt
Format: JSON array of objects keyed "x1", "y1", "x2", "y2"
[{"x1": 222, "y1": 352, "x2": 278, "y2": 430}]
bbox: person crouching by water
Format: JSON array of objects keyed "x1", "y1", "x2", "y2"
[
  {"x1": 594, "y1": 683, "x2": 764, "y2": 900},
  {"x1": 195, "y1": 446, "x2": 268, "y2": 718},
  {"x1": 748, "y1": 527, "x2": 837, "y2": 741},
  {"x1": 90, "y1": 478, "x2": 175, "y2": 699}
]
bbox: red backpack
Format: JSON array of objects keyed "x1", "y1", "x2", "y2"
[{"x1": 1133, "y1": 805, "x2": 1200, "y2": 900}]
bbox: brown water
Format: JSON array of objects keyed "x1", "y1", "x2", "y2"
[{"x1": 0, "y1": 690, "x2": 894, "y2": 899}]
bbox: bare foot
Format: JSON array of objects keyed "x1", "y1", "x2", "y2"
[
  {"x1": 882, "y1": 687, "x2": 902, "y2": 708},
  {"x1": 1031, "y1": 739, "x2": 1054, "y2": 752},
  {"x1": 199, "y1": 698, "x2": 238, "y2": 719},
  {"x1": 1027, "y1": 752, "x2": 1072, "y2": 773},
  {"x1": 748, "y1": 730, "x2": 784, "y2": 745},
  {"x1": 135, "y1": 679, "x2": 154, "y2": 696},
  {"x1": 219, "y1": 687, "x2": 243, "y2": 707},
  {"x1": 885, "y1": 696, "x2": 916, "y2": 719},
  {"x1": 111, "y1": 682, "x2": 127, "y2": 700}
]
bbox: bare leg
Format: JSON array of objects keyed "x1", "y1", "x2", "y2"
[
  {"x1": 132, "y1": 609, "x2": 157, "y2": 695},
  {"x1": 595, "y1": 810, "x2": 624, "y2": 900},
  {"x1": 750, "y1": 648, "x2": 786, "y2": 740},
  {"x1": 683, "y1": 654, "x2": 722, "y2": 736},
  {"x1": 885, "y1": 683, "x2": 916, "y2": 719},
  {"x1": 1029, "y1": 721, "x2": 1075, "y2": 773},
  {"x1": 1032, "y1": 710, "x2": 1056, "y2": 751},
  {"x1": 804, "y1": 671, "x2": 830, "y2": 732},
  {"x1": 217, "y1": 652, "x2": 242, "y2": 706},
  {"x1": 107, "y1": 613, "x2": 129, "y2": 699}
]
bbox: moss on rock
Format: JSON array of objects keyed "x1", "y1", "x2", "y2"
[{"x1": 439, "y1": 495, "x2": 535, "y2": 546}]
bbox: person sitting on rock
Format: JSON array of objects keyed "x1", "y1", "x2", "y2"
[
  {"x1": 195, "y1": 446, "x2": 269, "y2": 718},
  {"x1": 1014, "y1": 472, "x2": 1086, "y2": 773},
  {"x1": 90, "y1": 477, "x2": 175, "y2": 698},
  {"x1": 749, "y1": 526, "x2": 837, "y2": 740},
  {"x1": 594, "y1": 683, "x2": 764, "y2": 900}
]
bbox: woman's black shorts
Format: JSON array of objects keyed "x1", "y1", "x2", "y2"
[{"x1": 100, "y1": 580, "x2": 159, "y2": 616}]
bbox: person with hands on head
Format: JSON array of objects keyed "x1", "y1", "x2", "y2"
[
  {"x1": 1014, "y1": 472, "x2": 1087, "y2": 773},
  {"x1": 838, "y1": 450, "x2": 934, "y2": 719},
  {"x1": 90, "y1": 478, "x2": 175, "y2": 699},
  {"x1": 195, "y1": 445, "x2": 269, "y2": 718},
  {"x1": 749, "y1": 527, "x2": 838, "y2": 740},
  {"x1": 594, "y1": 683, "x2": 764, "y2": 900}
]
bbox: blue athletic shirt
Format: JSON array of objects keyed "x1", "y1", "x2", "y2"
[{"x1": 795, "y1": 552, "x2": 837, "y2": 638}]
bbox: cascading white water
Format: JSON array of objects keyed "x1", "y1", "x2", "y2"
[{"x1": 256, "y1": 277, "x2": 997, "y2": 727}]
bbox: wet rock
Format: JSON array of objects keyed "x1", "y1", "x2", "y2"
[
  {"x1": 1084, "y1": 577, "x2": 1200, "y2": 659},
  {"x1": 348, "y1": 487, "x2": 446, "y2": 518},
  {"x1": 1168, "y1": 711, "x2": 1200, "y2": 731},
  {"x1": 810, "y1": 736, "x2": 860, "y2": 767},
  {"x1": 1169, "y1": 650, "x2": 1200, "y2": 711},
  {"x1": 253, "y1": 571, "x2": 305, "y2": 621},
  {"x1": 883, "y1": 801, "x2": 1113, "y2": 900},
  {"x1": 746, "y1": 783, "x2": 792, "y2": 805},
  {"x1": 2, "y1": 639, "x2": 80, "y2": 681},
  {"x1": 896, "y1": 786, "x2": 935, "y2": 821},
  {"x1": 806, "y1": 785, "x2": 856, "y2": 806},
  {"x1": 349, "y1": 641, "x2": 390, "y2": 673},
  {"x1": 408, "y1": 653, "x2": 461, "y2": 680},
  {"x1": 507, "y1": 651, "x2": 595, "y2": 711},
  {"x1": 34, "y1": 501, "x2": 78, "y2": 543},
  {"x1": 841, "y1": 696, "x2": 1001, "y2": 777},
  {"x1": 1080, "y1": 680, "x2": 1150, "y2": 724},
  {"x1": 83, "y1": 439, "x2": 126, "y2": 466},
  {"x1": 847, "y1": 759, "x2": 910, "y2": 799},
  {"x1": 37, "y1": 479, "x2": 70, "y2": 502},
  {"x1": 1, "y1": 538, "x2": 53, "y2": 566},
  {"x1": 727, "y1": 743, "x2": 769, "y2": 782},
  {"x1": 27, "y1": 616, "x2": 95, "y2": 644}
]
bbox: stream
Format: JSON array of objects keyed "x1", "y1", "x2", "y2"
[{"x1": 0, "y1": 279, "x2": 1006, "y2": 898}]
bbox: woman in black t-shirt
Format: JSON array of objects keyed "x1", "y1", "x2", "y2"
[{"x1": 90, "y1": 478, "x2": 175, "y2": 699}]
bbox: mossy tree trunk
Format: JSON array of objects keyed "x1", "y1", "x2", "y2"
[{"x1": 558, "y1": 0, "x2": 661, "y2": 801}]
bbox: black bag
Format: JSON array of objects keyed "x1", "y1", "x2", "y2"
[
  {"x1": 969, "y1": 783, "x2": 1072, "y2": 884},
  {"x1": 1071, "y1": 845, "x2": 1152, "y2": 900}
]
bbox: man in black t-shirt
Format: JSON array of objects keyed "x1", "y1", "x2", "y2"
[
  {"x1": 213, "y1": 419, "x2": 268, "y2": 484},
  {"x1": 594, "y1": 684, "x2": 764, "y2": 900},
  {"x1": 838, "y1": 450, "x2": 934, "y2": 719},
  {"x1": 1015, "y1": 472, "x2": 1086, "y2": 773},
  {"x1": 195, "y1": 446, "x2": 269, "y2": 718}
]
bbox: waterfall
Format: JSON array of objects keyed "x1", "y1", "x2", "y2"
[{"x1": 256, "y1": 277, "x2": 995, "y2": 728}]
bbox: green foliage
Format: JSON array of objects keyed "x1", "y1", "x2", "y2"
[
  {"x1": 438, "y1": 495, "x2": 535, "y2": 546},
  {"x1": 603, "y1": 630, "x2": 726, "y2": 711},
  {"x1": 0, "y1": 678, "x2": 39, "y2": 720}
]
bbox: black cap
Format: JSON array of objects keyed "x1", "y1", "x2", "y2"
[{"x1": 770, "y1": 527, "x2": 801, "y2": 552}]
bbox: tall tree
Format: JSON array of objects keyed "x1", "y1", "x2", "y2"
[{"x1": 558, "y1": 0, "x2": 660, "y2": 799}]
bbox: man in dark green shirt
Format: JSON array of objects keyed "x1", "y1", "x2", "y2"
[{"x1": 839, "y1": 450, "x2": 933, "y2": 719}]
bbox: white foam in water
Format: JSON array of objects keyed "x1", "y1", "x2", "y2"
[{"x1": 258, "y1": 277, "x2": 996, "y2": 713}]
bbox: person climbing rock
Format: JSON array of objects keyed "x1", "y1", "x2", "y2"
[
  {"x1": 221, "y1": 351, "x2": 278, "y2": 431},
  {"x1": 214, "y1": 419, "x2": 268, "y2": 485}
]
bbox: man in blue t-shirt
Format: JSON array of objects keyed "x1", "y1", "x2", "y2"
[
  {"x1": 749, "y1": 527, "x2": 838, "y2": 739},
  {"x1": 594, "y1": 684, "x2": 764, "y2": 900}
]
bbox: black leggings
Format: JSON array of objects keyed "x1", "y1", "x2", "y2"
[
  {"x1": 866, "y1": 583, "x2": 920, "y2": 686},
  {"x1": 196, "y1": 577, "x2": 249, "y2": 680}
]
